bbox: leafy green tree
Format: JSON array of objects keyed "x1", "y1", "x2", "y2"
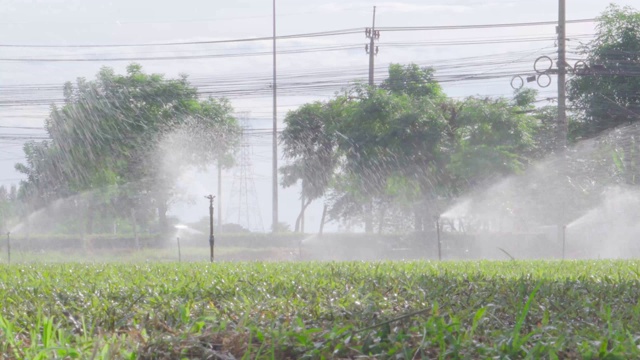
[
  {"x1": 281, "y1": 66, "x2": 447, "y2": 232},
  {"x1": 569, "y1": 4, "x2": 640, "y2": 137},
  {"x1": 0, "y1": 185, "x2": 18, "y2": 233},
  {"x1": 381, "y1": 63, "x2": 443, "y2": 99},
  {"x1": 15, "y1": 141, "x2": 70, "y2": 210},
  {"x1": 16, "y1": 64, "x2": 240, "y2": 234},
  {"x1": 567, "y1": 5, "x2": 640, "y2": 190},
  {"x1": 281, "y1": 64, "x2": 541, "y2": 233},
  {"x1": 333, "y1": 85, "x2": 449, "y2": 231},
  {"x1": 280, "y1": 99, "x2": 343, "y2": 232},
  {"x1": 448, "y1": 97, "x2": 538, "y2": 190}
]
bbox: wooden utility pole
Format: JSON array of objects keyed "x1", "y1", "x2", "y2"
[
  {"x1": 557, "y1": 0, "x2": 568, "y2": 149},
  {"x1": 272, "y1": 0, "x2": 279, "y2": 233}
]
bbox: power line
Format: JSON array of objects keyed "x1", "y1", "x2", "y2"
[
  {"x1": 0, "y1": 37, "x2": 582, "y2": 63},
  {"x1": 0, "y1": 45, "x2": 364, "y2": 62},
  {"x1": 0, "y1": 18, "x2": 596, "y2": 49},
  {"x1": 0, "y1": 49, "x2": 557, "y2": 89},
  {"x1": 0, "y1": 7, "x2": 373, "y2": 26},
  {"x1": 0, "y1": 47, "x2": 568, "y2": 91},
  {"x1": 0, "y1": 35, "x2": 582, "y2": 63},
  {"x1": 0, "y1": 28, "x2": 363, "y2": 48},
  {"x1": 377, "y1": 18, "x2": 595, "y2": 31}
]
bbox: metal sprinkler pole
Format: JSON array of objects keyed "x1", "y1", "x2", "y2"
[
  {"x1": 177, "y1": 237, "x2": 182, "y2": 263},
  {"x1": 205, "y1": 195, "x2": 216, "y2": 263}
]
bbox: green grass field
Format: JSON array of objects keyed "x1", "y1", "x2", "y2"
[{"x1": 1, "y1": 261, "x2": 639, "y2": 359}]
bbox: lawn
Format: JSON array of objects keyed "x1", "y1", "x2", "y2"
[{"x1": 0, "y1": 261, "x2": 639, "y2": 359}]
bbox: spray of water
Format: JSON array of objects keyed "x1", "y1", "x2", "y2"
[
  {"x1": 438, "y1": 122, "x2": 640, "y2": 259},
  {"x1": 6, "y1": 65, "x2": 640, "y2": 262}
]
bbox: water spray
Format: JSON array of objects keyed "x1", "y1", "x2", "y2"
[
  {"x1": 434, "y1": 215, "x2": 442, "y2": 261},
  {"x1": 561, "y1": 224, "x2": 567, "y2": 260},
  {"x1": 205, "y1": 195, "x2": 216, "y2": 263},
  {"x1": 176, "y1": 237, "x2": 182, "y2": 263},
  {"x1": 6, "y1": 232, "x2": 10, "y2": 265}
]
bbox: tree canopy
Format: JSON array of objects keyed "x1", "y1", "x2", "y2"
[
  {"x1": 16, "y1": 64, "x2": 240, "y2": 233},
  {"x1": 569, "y1": 4, "x2": 640, "y2": 138},
  {"x1": 281, "y1": 64, "x2": 542, "y2": 233}
]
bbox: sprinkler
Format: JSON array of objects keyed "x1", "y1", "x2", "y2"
[
  {"x1": 177, "y1": 237, "x2": 182, "y2": 263},
  {"x1": 434, "y1": 215, "x2": 442, "y2": 261},
  {"x1": 205, "y1": 195, "x2": 216, "y2": 263}
]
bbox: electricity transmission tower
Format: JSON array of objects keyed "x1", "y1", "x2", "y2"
[{"x1": 226, "y1": 113, "x2": 265, "y2": 232}]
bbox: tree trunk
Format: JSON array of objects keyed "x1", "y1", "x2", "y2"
[
  {"x1": 294, "y1": 199, "x2": 313, "y2": 233},
  {"x1": 319, "y1": 204, "x2": 328, "y2": 236}
]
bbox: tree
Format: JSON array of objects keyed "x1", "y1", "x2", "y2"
[
  {"x1": 567, "y1": 5, "x2": 640, "y2": 194},
  {"x1": 448, "y1": 96, "x2": 538, "y2": 191},
  {"x1": 569, "y1": 4, "x2": 640, "y2": 137},
  {"x1": 280, "y1": 64, "x2": 542, "y2": 233},
  {"x1": 381, "y1": 63, "x2": 443, "y2": 99},
  {"x1": 280, "y1": 99, "x2": 343, "y2": 232},
  {"x1": 281, "y1": 65, "x2": 446, "y2": 232},
  {"x1": 16, "y1": 64, "x2": 240, "y2": 234},
  {"x1": 333, "y1": 85, "x2": 450, "y2": 231},
  {"x1": 15, "y1": 141, "x2": 71, "y2": 209}
]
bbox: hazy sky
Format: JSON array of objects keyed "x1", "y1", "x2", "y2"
[{"x1": 0, "y1": 0, "x2": 636, "y2": 232}]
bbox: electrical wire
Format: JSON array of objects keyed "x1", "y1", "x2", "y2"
[
  {"x1": 377, "y1": 18, "x2": 595, "y2": 31},
  {"x1": 0, "y1": 18, "x2": 596, "y2": 49},
  {"x1": 0, "y1": 28, "x2": 364, "y2": 48}
]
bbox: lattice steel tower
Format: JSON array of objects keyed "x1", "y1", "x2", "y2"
[{"x1": 225, "y1": 112, "x2": 265, "y2": 232}]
